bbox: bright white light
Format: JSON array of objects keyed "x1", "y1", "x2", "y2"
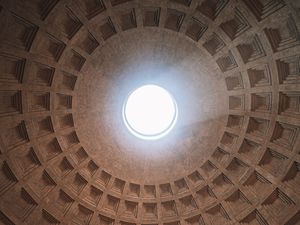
[{"x1": 123, "y1": 85, "x2": 178, "y2": 140}]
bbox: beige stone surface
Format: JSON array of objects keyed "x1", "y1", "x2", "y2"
[{"x1": 0, "y1": 0, "x2": 299, "y2": 225}]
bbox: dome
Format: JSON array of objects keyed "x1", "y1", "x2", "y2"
[{"x1": 0, "y1": 0, "x2": 300, "y2": 225}]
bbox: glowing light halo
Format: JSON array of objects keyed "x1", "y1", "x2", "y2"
[{"x1": 122, "y1": 85, "x2": 178, "y2": 140}]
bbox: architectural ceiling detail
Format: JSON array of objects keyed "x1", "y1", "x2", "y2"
[{"x1": 0, "y1": 0, "x2": 299, "y2": 225}]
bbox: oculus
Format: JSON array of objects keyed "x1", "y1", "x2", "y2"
[{"x1": 123, "y1": 85, "x2": 178, "y2": 140}]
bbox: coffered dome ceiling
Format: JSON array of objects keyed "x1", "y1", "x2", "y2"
[{"x1": 0, "y1": 0, "x2": 300, "y2": 225}]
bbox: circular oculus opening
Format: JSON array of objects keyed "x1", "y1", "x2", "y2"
[{"x1": 123, "y1": 85, "x2": 178, "y2": 140}]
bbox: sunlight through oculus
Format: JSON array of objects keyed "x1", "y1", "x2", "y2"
[{"x1": 123, "y1": 85, "x2": 178, "y2": 140}]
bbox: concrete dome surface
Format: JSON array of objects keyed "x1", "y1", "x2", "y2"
[{"x1": 0, "y1": 0, "x2": 300, "y2": 225}]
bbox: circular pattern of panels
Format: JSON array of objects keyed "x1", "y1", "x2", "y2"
[{"x1": 0, "y1": 0, "x2": 300, "y2": 225}]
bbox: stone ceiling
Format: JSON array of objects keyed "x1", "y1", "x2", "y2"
[{"x1": 0, "y1": 0, "x2": 300, "y2": 225}]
